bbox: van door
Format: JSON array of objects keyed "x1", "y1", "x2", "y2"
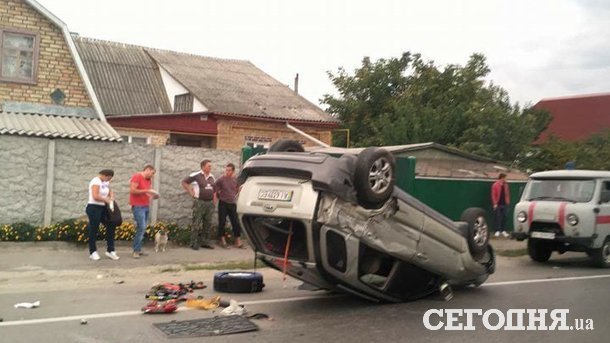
[{"x1": 595, "y1": 180, "x2": 610, "y2": 246}]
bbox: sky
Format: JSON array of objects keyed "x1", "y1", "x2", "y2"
[{"x1": 39, "y1": 0, "x2": 610, "y2": 108}]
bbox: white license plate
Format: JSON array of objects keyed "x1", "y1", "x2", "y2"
[
  {"x1": 257, "y1": 189, "x2": 293, "y2": 202},
  {"x1": 531, "y1": 231, "x2": 555, "y2": 240}
]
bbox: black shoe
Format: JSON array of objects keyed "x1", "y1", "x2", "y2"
[
  {"x1": 201, "y1": 244, "x2": 215, "y2": 250},
  {"x1": 190, "y1": 245, "x2": 199, "y2": 250}
]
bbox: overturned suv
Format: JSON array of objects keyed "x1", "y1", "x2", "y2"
[
  {"x1": 513, "y1": 170, "x2": 610, "y2": 268},
  {"x1": 236, "y1": 140, "x2": 495, "y2": 302}
]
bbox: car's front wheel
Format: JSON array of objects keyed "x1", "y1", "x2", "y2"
[
  {"x1": 460, "y1": 207, "x2": 489, "y2": 261},
  {"x1": 268, "y1": 139, "x2": 305, "y2": 152},
  {"x1": 590, "y1": 237, "x2": 610, "y2": 268},
  {"x1": 527, "y1": 239, "x2": 552, "y2": 262},
  {"x1": 354, "y1": 147, "x2": 396, "y2": 208}
]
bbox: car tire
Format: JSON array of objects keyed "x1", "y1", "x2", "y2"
[
  {"x1": 527, "y1": 239, "x2": 552, "y2": 262},
  {"x1": 460, "y1": 208, "x2": 489, "y2": 261},
  {"x1": 590, "y1": 237, "x2": 610, "y2": 268},
  {"x1": 213, "y1": 271, "x2": 265, "y2": 293},
  {"x1": 268, "y1": 139, "x2": 305, "y2": 152},
  {"x1": 354, "y1": 147, "x2": 396, "y2": 208}
]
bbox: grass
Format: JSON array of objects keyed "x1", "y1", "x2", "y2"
[{"x1": 496, "y1": 248, "x2": 528, "y2": 257}]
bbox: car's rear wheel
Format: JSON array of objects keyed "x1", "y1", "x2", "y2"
[
  {"x1": 354, "y1": 147, "x2": 395, "y2": 208},
  {"x1": 590, "y1": 237, "x2": 610, "y2": 268},
  {"x1": 460, "y1": 208, "x2": 489, "y2": 261},
  {"x1": 527, "y1": 239, "x2": 552, "y2": 262},
  {"x1": 268, "y1": 139, "x2": 304, "y2": 152}
]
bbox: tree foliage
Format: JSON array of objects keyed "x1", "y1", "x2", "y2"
[
  {"x1": 323, "y1": 52, "x2": 551, "y2": 162},
  {"x1": 517, "y1": 131, "x2": 610, "y2": 172}
]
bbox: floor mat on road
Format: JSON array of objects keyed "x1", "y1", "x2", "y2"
[{"x1": 153, "y1": 315, "x2": 258, "y2": 338}]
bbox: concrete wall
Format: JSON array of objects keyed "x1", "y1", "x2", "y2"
[{"x1": 0, "y1": 135, "x2": 239, "y2": 226}]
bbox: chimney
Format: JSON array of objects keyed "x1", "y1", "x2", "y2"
[{"x1": 294, "y1": 73, "x2": 299, "y2": 94}]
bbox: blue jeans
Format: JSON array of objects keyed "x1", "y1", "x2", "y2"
[
  {"x1": 86, "y1": 204, "x2": 116, "y2": 254},
  {"x1": 132, "y1": 206, "x2": 149, "y2": 252}
]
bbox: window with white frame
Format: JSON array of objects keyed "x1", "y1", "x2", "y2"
[
  {"x1": 0, "y1": 30, "x2": 39, "y2": 84},
  {"x1": 121, "y1": 135, "x2": 151, "y2": 144}
]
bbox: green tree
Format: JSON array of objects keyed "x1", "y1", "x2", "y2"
[{"x1": 323, "y1": 52, "x2": 551, "y2": 162}]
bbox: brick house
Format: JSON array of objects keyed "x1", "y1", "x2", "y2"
[
  {"x1": 72, "y1": 37, "x2": 339, "y2": 150},
  {"x1": 534, "y1": 93, "x2": 610, "y2": 142},
  {"x1": 0, "y1": 0, "x2": 119, "y2": 141}
]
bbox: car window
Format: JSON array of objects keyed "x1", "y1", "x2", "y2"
[{"x1": 527, "y1": 179, "x2": 596, "y2": 203}]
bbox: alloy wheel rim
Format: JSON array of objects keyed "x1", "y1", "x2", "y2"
[
  {"x1": 368, "y1": 157, "x2": 392, "y2": 194},
  {"x1": 473, "y1": 216, "x2": 489, "y2": 246}
]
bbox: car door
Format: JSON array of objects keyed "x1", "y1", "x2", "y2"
[{"x1": 595, "y1": 180, "x2": 610, "y2": 245}]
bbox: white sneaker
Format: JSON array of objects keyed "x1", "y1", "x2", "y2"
[
  {"x1": 89, "y1": 251, "x2": 100, "y2": 261},
  {"x1": 105, "y1": 251, "x2": 120, "y2": 260},
  {"x1": 501, "y1": 231, "x2": 510, "y2": 238},
  {"x1": 494, "y1": 231, "x2": 501, "y2": 237}
]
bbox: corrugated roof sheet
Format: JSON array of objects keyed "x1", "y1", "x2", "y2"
[
  {"x1": 74, "y1": 37, "x2": 172, "y2": 116},
  {"x1": 534, "y1": 93, "x2": 610, "y2": 142},
  {"x1": 0, "y1": 111, "x2": 122, "y2": 141},
  {"x1": 146, "y1": 49, "x2": 338, "y2": 123}
]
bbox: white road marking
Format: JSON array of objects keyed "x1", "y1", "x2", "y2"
[
  {"x1": 482, "y1": 274, "x2": 610, "y2": 287},
  {"x1": 1, "y1": 274, "x2": 609, "y2": 327}
]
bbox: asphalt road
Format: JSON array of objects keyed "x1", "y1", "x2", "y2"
[{"x1": 1, "y1": 253, "x2": 609, "y2": 343}]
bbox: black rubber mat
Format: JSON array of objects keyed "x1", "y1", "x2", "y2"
[{"x1": 154, "y1": 315, "x2": 258, "y2": 338}]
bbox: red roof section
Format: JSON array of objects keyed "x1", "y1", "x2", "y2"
[{"x1": 535, "y1": 93, "x2": 610, "y2": 142}]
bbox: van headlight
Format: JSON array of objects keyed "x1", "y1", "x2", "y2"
[
  {"x1": 567, "y1": 214, "x2": 579, "y2": 226},
  {"x1": 517, "y1": 211, "x2": 527, "y2": 223}
]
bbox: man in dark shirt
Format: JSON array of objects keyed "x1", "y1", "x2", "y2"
[
  {"x1": 181, "y1": 159, "x2": 216, "y2": 250},
  {"x1": 215, "y1": 163, "x2": 244, "y2": 248}
]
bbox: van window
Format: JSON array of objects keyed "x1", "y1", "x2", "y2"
[{"x1": 527, "y1": 179, "x2": 596, "y2": 203}]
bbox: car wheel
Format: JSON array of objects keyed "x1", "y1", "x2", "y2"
[
  {"x1": 268, "y1": 139, "x2": 305, "y2": 152},
  {"x1": 354, "y1": 147, "x2": 395, "y2": 208},
  {"x1": 527, "y1": 239, "x2": 552, "y2": 262},
  {"x1": 460, "y1": 208, "x2": 489, "y2": 261},
  {"x1": 213, "y1": 271, "x2": 265, "y2": 293},
  {"x1": 591, "y1": 237, "x2": 610, "y2": 268}
]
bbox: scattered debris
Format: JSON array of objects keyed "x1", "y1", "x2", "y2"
[
  {"x1": 114, "y1": 280, "x2": 125, "y2": 284},
  {"x1": 96, "y1": 274, "x2": 104, "y2": 279},
  {"x1": 154, "y1": 315, "x2": 258, "y2": 338},
  {"x1": 185, "y1": 296, "x2": 221, "y2": 310},
  {"x1": 246, "y1": 313, "x2": 272, "y2": 320},
  {"x1": 141, "y1": 300, "x2": 178, "y2": 314},
  {"x1": 219, "y1": 299, "x2": 247, "y2": 316},
  {"x1": 14, "y1": 300, "x2": 40, "y2": 309},
  {"x1": 80, "y1": 319, "x2": 88, "y2": 325},
  {"x1": 145, "y1": 281, "x2": 206, "y2": 301}
]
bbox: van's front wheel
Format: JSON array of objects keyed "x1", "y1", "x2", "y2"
[
  {"x1": 527, "y1": 239, "x2": 552, "y2": 262},
  {"x1": 591, "y1": 237, "x2": 610, "y2": 268}
]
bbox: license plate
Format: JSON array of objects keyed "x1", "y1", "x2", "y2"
[
  {"x1": 531, "y1": 231, "x2": 555, "y2": 240},
  {"x1": 257, "y1": 189, "x2": 293, "y2": 202}
]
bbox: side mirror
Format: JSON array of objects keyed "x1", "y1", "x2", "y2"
[{"x1": 600, "y1": 190, "x2": 610, "y2": 204}]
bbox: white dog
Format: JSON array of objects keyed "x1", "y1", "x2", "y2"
[{"x1": 154, "y1": 229, "x2": 169, "y2": 252}]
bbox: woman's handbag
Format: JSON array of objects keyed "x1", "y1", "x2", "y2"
[{"x1": 106, "y1": 201, "x2": 123, "y2": 226}]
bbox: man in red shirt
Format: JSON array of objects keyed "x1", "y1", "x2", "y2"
[
  {"x1": 491, "y1": 173, "x2": 510, "y2": 238},
  {"x1": 130, "y1": 164, "x2": 159, "y2": 258}
]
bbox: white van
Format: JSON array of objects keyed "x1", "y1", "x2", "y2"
[{"x1": 513, "y1": 170, "x2": 610, "y2": 267}]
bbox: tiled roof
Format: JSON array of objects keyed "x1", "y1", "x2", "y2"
[
  {"x1": 0, "y1": 111, "x2": 122, "y2": 141},
  {"x1": 535, "y1": 93, "x2": 610, "y2": 142},
  {"x1": 73, "y1": 37, "x2": 172, "y2": 116}
]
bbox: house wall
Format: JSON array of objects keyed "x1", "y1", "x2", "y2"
[
  {"x1": 0, "y1": 0, "x2": 92, "y2": 108},
  {"x1": 0, "y1": 135, "x2": 239, "y2": 227},
  {"x1": 216, "y1": 118, "x2": 333, "y2": 151}
]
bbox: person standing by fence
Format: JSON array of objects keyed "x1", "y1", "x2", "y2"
[
  {"x1": 86, "y1": 169, "x2": 120, "y2": 261},
  {"x1": 181, "y1": 159, "x2": 216, "y2": 250},
  {"x1": 215, "y1": 163, "x2": 245, "y2": 248},
  {"x1": 129, "y1": 164, "x2": 159, "y2": 259}
]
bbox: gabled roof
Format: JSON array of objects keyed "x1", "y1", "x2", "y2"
[
  {"x1": 0, "y1": 110, "x2": 121, "y2": 141},
  {"x1": 73, "y1": 37, "x2": 172, "y2": 116},
  {"x1": 534, "y1": 93, "x2": 610, "y2": 142},
  {"x1": 23, "y1": 0, "x2": 105, "y2": 119},
  {"x1": 146, "y1": 49, "x2": 337, "y2": 123}
]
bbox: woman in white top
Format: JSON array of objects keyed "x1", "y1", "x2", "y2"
[{"x1": 86, "y1": 169, "x2": 119, "y2": 261}]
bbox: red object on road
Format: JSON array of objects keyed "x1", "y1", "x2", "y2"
[{"x1": 141, "y1": 300, "x2": 178, "y2": 314}]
